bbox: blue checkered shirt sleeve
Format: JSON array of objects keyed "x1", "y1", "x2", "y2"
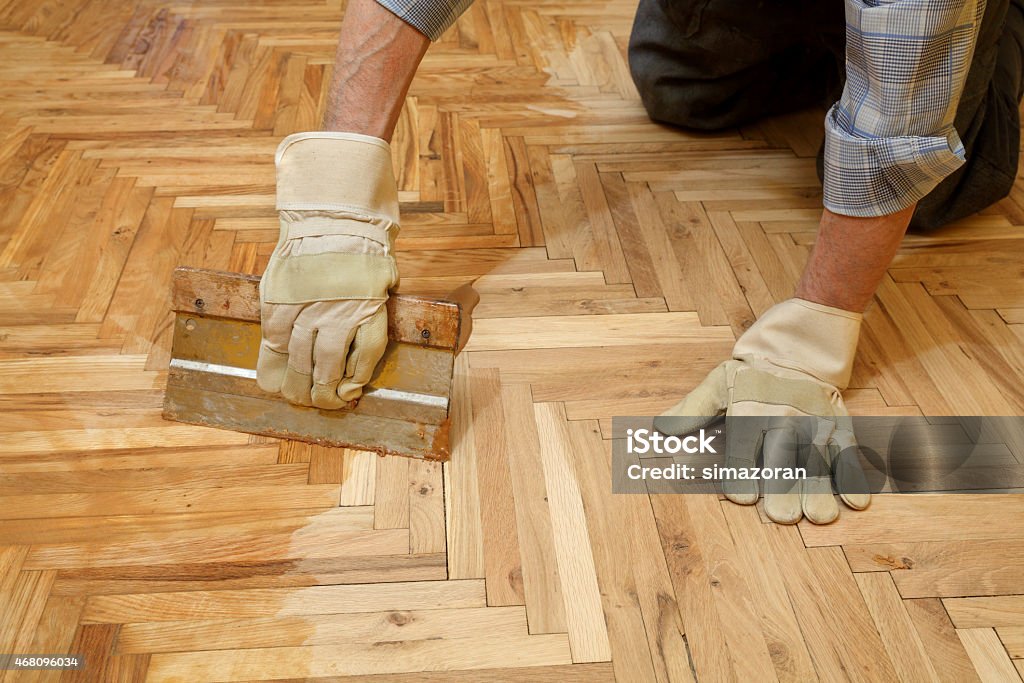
[
  {"x1": 374, "y1": 0, "x2": 474, "y2": 41},
  {"x1": 824, "y1": 0, "x2": 987, "y2": 217}
]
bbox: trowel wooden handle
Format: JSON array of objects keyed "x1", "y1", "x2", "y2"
[{"x1": 170, "y1": 266, "x2": 462, "y2": 351}]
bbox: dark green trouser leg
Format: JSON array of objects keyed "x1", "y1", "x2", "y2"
[{"x1": 627, "y1": 0, "x2": 843, "y2": 131}]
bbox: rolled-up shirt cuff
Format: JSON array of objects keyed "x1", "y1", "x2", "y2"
[
  {"x1": 375, "y1": 0, "x2": 474, "y2": 41},
  {"x1": 822, "y1": 104, "x2": 968, "y2": 217}
]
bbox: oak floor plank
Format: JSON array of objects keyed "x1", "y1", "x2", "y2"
[
  {"x1": 470, "y1": 368, "x2": 525, "y2": 606},
  {"x1": 82, "y1": 579, "x2": 487, "y2": 623},
  {"x1": 799, "y1": 495, "x2": 1024, "y2": 546},
  {"x1": 533, "y1": 402, "x2": 611, "y2": 663},
  {"x1": 0, "y1": 506, "x2": 365, "y2": 546},
  {"x1": 374, "y1": 454, "x2": 411, "y2": 530},
  {"x1": 616, "y1": 452, "x2": 693, "y2": 683},
  {"x1": 998, "y1": 626, "x2": 1024, "y2": 659},
  {"x1": 445, "y1": 354, "x2": 485, "y2": 580},
  {"x1": 60, "y1": 624, "x2": 117, "y2": 683},
  {"x1": 855, "y1": 572, "x2": 941, "y2": 682},
  {"x1": 243, "y1": 662, "x2": 615, "y2": 682},
  {"x1": 766, "y1": 527, "x2": 900, "y2": 682},
  {"x1": 145, "y1": 633, "x2": 573, "y2": 681},
  {"x1": 409, "y1": 459, "x2": 446, "y2": 555},
  {"x1": 566, "y1": 418, "x2": 659, "y2": 680},
  {"x1": 50, "y1": 553, "x2": 448, "y2": 596},
  {"x1": 946, "y1": 596, "x2": 1024, "y2": 629},
  {"x1": 0, "y1": 444, "x2": 279, "y2": 472},
  {"x1": 650, "y1": 493, "x2": 738, "y2": 681},
  {"x1": 958, "y1": 628, "x2": 1023, "y2": 683},
  {"x1": 338, "y1": 450, "x2": 376, "y2": 506},
  {"x1": 464, "y1": 312, "x2": 733, "y2": 352},
  {"x1": 904, "y1": 598, "x2": 983, "y2": 683},
  {"x1": 306, "y1": 446, "x2": 345, "y2": 485},
  {"x1": 11, "y1": 594, "x2": 86, "y2": 683},
  {"x1": 499, "y1": 383, "x2": 567, "y2": 634},
  {"x1": 844, "y1": 539, "x2": 1024, "y2": 598},
  {"x1": 0, "y1": 484, "x2": 342, "y2": 520},
  {"x1": 0, "y1": 424, "x2": 249, "y2": 455},
  {"x1": 0, "y1": 569, "x2": 56, "y2": 659},
  {"x1": 720, "y1": 502, "x2": 817, "y2": 682},
  {"x1": 24, "y1": 527, "x2": 408, "y2": 570},
  {"x1": 0, "y1": 463, "x2": 309, "y2": 494},
  {"x1": 117, "y1": 606, "x2": 529, "y2": 654}
]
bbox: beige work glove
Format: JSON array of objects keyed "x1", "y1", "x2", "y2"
[
  {"x1": 654, "y1": 299, "x2": 871, "y2": 524},
  {"x1": 257, "y1": 132, "x2": 399, "y2": 408}
]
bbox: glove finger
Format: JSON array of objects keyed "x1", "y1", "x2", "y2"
[
  {"x1": 310, "y1": 325, "x2": 357, "y2": 409},
  {"x1": 256, "y1": 303, "x2": 302, "y2": 394},
  {"x1": 720, "y1": 415, "x2": 764, "y2": 506},
  {"x1": 338, "y1": 308, "x2": 389, "y2": 402},
  {"x1": 654, "y1": 362, "x2": 729, "y2": 436},
  {"x1": 762, "y1": 426, "x2": 802, "y2": 524},
  {"x1": 280, "y1": 323, "x2": 315, "y2": 407},
  {"x1": 801, "y1": 421, "x2": 840, "y2": 524},
  {"x1": 257, "y1": 342, "x2": 289, "y2": 394},
  {"x1": 830, "y1": 430, "x2": 871, "y2": 511}
]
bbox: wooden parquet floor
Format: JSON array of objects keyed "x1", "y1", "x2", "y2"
[{"x1": 2, "y1": 0, "x2": 1024, "y2": 681}]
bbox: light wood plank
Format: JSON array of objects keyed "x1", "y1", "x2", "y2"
[
  {"x1": 117, "y1": 606, "x2": 529, "y2": 653},
  {"x1": 800, "y1": 495, "x2": 1024, "y2": 547},
  {"x1": 83, "y1": 579, "x2": 487, "y2": 623},
  {"x1": 0, "y1": 485, "x2": 342, "y2": 520},
  {"x1": 145, "y1": 633, "x2": 573, "y2": 681},
  {"x1": 533, "y1": 402, "x2": 612, "y2": 663},
  {"x1": 844, "y1": 539, "x2": 1024, "y2": 597},
  {"x1": 445, "y1": 353, "x2": 485, "y2": 579},
  {"x1": 339, "y1": 450, "x2": 377, "y2": 506},
  {"x1": 946, "y1": 597, "x2": 1024, "y2": 629},
  {"x1": 499, "y1": 382, "x2": 567, "y2": 634},
  {"x1": 409, "y1": 459, "x2": 446, "y2": 554},
  {"x1": 470, "y1": 368, "x2": 525, "y2": 606},
  {"x1": 855, "y1": 572, "x2": 941, "y2": 682},
  {"x1": 958, "y1": 628, "x2": 1023, "y2": 682},
  {"x1": 905, "y1": 599, "x2": 982, "y2": 683},
  {"x1": 464, "y1": 312, "x2": 733, "y2": 351}
]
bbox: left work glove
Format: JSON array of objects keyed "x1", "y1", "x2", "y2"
[
  {"x1": 257, "y1": 132, "x2": 400, "y2": 408},
  {"x1": 654, "y1": 299, "x2": 871, "y2": 524}
]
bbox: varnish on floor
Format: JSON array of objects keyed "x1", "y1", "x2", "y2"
[{"x1": 1, "y1": 0, "x2": 1024, "y2": 681}]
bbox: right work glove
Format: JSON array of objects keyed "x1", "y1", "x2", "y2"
[
  {"x1": 654, "y1": 299, "x2": 871, "y2": 524},
  {"x1": 257, "y1": 132, "x2": 399, "y2": 409}
]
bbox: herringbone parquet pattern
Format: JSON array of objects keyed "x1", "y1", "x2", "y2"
[{"x1": 2, "y1": 0, "x2": 1024, "y2": 680}]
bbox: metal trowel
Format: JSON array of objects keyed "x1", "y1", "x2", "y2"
[{"x1": 162, "y1": 266, "x2": 477, "y2": 461}]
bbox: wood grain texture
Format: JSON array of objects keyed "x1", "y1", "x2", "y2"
[
  {"x1": 957, "y1": 628, "x2": 1023, "y2": 683},
  {"x1": 904, "y1": 598, "x2": 982, "y2": 683},
  {"x1": 2, "y1": 0, "x2": 1023, "y2": 680}
]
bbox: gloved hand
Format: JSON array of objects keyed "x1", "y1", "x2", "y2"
[
  {"x1": 654, "y1": 299, "x2": 871, "y2": 524},
  {"x1": 257, "y1": 132, "x2": 399, "y2": 408}
]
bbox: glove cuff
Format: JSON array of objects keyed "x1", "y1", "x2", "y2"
[
  {"x1": 732, "y1": 298, "x2": 861, "y2": 389},
  {"x1": 275, "y1": 132, "x2": 400, "y2": 224}
]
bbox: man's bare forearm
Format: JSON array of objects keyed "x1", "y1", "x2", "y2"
[
  {"x1": 794, "y1": 204, "x2": 915, "y2": 313},
  {"x1": 322, "y1": 0, "x2": 429, "y2": 140}
]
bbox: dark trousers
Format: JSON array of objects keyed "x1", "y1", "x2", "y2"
[{"x1": 628, "y1": 0, "x2": 1024, "y2": 230}]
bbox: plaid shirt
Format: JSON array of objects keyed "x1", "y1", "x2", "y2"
[
  {"x1": 378, "y1": 0, "x2": 987, "y2": 218},
  {"x1": 824, "y1": 0, "x2": 986, "y2": 216},
  {"x1": 375, "y1": 0, "x2": 473, "y2": 41}
]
